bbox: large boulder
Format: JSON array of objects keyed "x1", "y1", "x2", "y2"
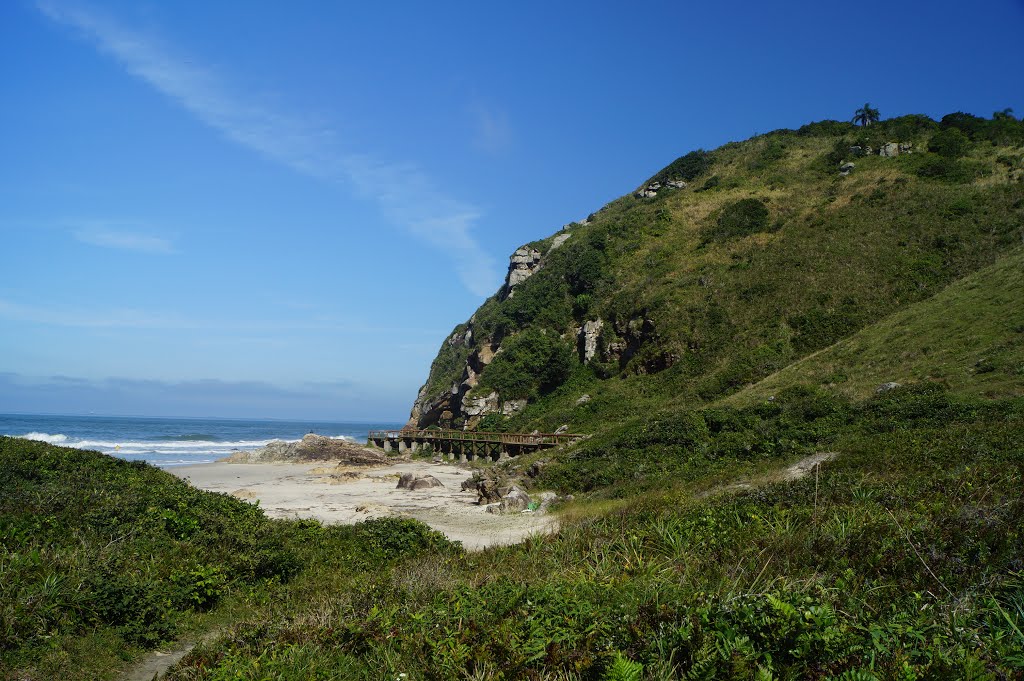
[
  {"x1": 397, "y1": 473, "x2": 443, "y2": 491},
  {"x1": 487, "y1": 486, "x2": 531, "y2": 514}
]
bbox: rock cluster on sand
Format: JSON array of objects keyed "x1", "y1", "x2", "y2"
[
  {"x1": 222, "y1": 434, "x2": 389, "y2": 464},
  {"x1": 461, "y1": 471, "x2": 571, "y2": 515}
]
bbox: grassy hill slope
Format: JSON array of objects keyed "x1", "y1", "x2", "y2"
[{"x1": 726, "y1": 248, "x2": 1024, "y2": 405}]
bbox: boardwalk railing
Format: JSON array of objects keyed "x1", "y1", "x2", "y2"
[{"x1": 367, "y1": 428, "x2": 585, "y2": 461}]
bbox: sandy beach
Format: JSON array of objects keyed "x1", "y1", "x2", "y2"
[{"x1": 169, "y1": 459, "x2": 556, "y2": 550}]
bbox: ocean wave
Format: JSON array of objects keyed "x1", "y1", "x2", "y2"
[
  {"x1": 153, "y1": 433, "x2": 222, "y2": 442},
  {"x1": 13, "y1": 432, "x2": 356, "y2": 456},
  {"x1": 20, "y1": 432, "x2": 69, "y2": 444}
]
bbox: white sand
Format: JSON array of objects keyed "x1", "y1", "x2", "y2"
[{"x1": 169, "y1": 460, "x2": 556, "y2": 550}]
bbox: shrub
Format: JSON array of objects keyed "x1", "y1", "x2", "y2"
[
  {"x1": 928, "y1": 127, "x2": 970, "y2": 158},
  {"x1": 940, "y1": 111, "x2": 986, "y2": 138},
  {"x1": 649, "y1": 149, "x2": 713, "y2": 184},
  {"x1": 479, "y1": 329, "x2": 574, "y2": 400},
  {"x1": 750, "y1": 138, "x2": 788, "y2": 170},
  {"x1": 704, "y1": 198, "x2": 771, "y2": 242},
  {"x1": 353, "y1": 517, "x2": 459, "y2": 560},
  {"x1": 565, "y1": 242, "x2": 606, "y2": 296},
  {"x1": 913, "y1": 154, "x2": 973, "y2": 183},
  {"x1": 796, "y1": 119, "x2": 857, "y2": 137}
]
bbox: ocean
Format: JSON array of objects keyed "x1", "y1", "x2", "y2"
[{"x1": 0, "y1": 413, "x2": 403, "y2": 467}]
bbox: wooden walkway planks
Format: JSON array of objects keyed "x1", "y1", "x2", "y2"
[{"x1": 366, "y1": 429, "x2": 584, "y2": 462}]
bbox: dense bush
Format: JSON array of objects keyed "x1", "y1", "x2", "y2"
[
  {"x1": 788, "y1": 299, "x2": 864, "y2": 352},
  {"x1": 0, "y1": 439, "x2": 308, "y2": 660},
  {"x1": 703, "y1": 197, "x2": 771, "y2": 242},
  {"x1": 796, "y1": 119, "x2": 857, "y2": 137},
  {"x1": 750, "y1": 137, "x2": 788, "y2": 170},
  {"x1": 649, "y1": 149, "x2": 713, "y2": 184},
  {"x1": 928, "y1": 127, "x2": 970, "y2": 158},
  {"x1": 564, "y1": 241, "x2": 607, "y2": 296},
  {"x1": 0, "y1": 439, "x2": 461, "y2": 674}
]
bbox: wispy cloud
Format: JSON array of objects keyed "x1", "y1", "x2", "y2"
[
  {"x1": 470, "y1": 101, "x2": 512, "y2": 154},
  {"x1": 0, "y1": 298, "x2": 195, "y2": 329},
  {"x1": 0, "y1": 297, "x2": 448, "y2": 336},
  {"x1": 36, "y1": 1, "x2": 499, "y2": 296},
  {"x1": 0, "y1": 371, "x2": 377, "y2": 418},
  {"x1": 73, "y1": 226, "x2": 175, "y2": 254}
]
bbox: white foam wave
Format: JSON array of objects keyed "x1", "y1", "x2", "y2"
[
  {"x1": 73, "y1": 438, "x2": 286, "y2": 452},
  {"x1": 20, "y1": 432, "x2": 69, "y2": 444}
]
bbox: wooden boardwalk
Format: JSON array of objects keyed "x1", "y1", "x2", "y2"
[{"x1": 367, "y1": 429, "x2": 585, "y2": 462}]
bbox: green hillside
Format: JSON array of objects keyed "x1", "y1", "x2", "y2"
[
  {"x1": 410, "y1": 112, "x2": 1024, "y2": 437},
  {"x1": 4, "y1": 112, "x2": 1024, "y2": 680}
]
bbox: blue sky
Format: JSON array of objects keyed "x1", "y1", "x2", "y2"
[{"x1": 1, "y1": 1, "x2": 1022, "y2": 420}]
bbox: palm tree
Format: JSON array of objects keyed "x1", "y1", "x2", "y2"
[{"x1": 852, "y1": 103, "x2": 880, "y2": 127}]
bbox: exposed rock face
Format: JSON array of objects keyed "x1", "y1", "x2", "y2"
[
  {"x1": 876, "y1": 381, "x2": 903, "y2": 393},
  {"x1": 597, "y1": 315, "x2": 675, "y2": 373},
  {"x1": 636, "y1": 178, "x2": 686, "y2": 198},
  {"x1": 839, "y1": 162, "x2": 855, "y2": 177},
  {"x1": 225, "y1": 434, "x2": 388, "y2": 464},
  {"x1": 501, "y1": 399, "x2": 527, "y2": 416},
  {"x1": 549, "y1": 233, "x2": 572, "y2": 250},
  {"x1": 507, "y1": 246, "x2": 542, "y2": 288},
  {"x1": 880, "y1": 142, "x2": 900, "y2": 157},
  {"x1": 578, "y1": 319, "x2": 604, "y2": 362},
  {"x1": 879, "y1": 142, "x2": 912, "y2": 157},
  {"x1": 636, "y1": 181, "x2": 661, "y2": 198},
  {"x1": 407, "y1": 336, "x2": 504, "y2": 430},
  {"x1": 463, "y1": 391, "x2": 499, "y2": 418}
]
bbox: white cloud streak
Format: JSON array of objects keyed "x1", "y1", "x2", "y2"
[
  {"x1": 73, "y1": 227, "x2": 175, "y2": 254},
  {"x1": 0, "y1": 297, "x2": 448, "y2": 335},
  {"x1": 36, "y1": 1, "x2": 499, "y2": 296}
]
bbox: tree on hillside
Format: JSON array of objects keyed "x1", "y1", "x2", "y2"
[
  {"x1": 852, "y1": 103, "x2": 881, "y2": 127},
  {"x1": 993, "y1": 107, "x2": 1016, "y2": 121}
]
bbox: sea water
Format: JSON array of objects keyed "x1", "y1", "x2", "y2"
[{"x1": 0, "y1": 413, "x2": 403, "y2": 467}]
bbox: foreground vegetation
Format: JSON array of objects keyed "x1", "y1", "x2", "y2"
[
  {"x1": 4, "y1": 386, "x2": 1021, "y2": 679},
  {"x1": 0, "y1": 438, "x2": 454, "y2": 678},
  {"x1": 168, "y1": 388, "x2": 1024, "y2": 679}
]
